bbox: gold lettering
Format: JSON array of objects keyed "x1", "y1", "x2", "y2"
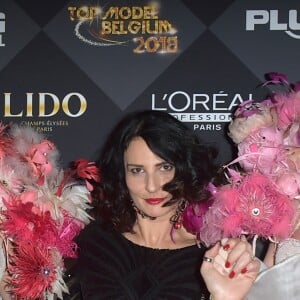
[
  {"x1": 101, "y1": 21, "x2": 111, "y2": 34},
  {"x1": 102, "y1": 20, "x2": 173, "y2": 35},
  {"x1": 107, "y1": 21, "x2": 127, "y2": 34},
  {"x1": 39, "y1": 93, "x2": 60, "y2": 117},
  {"x1": 77, "y1": 6, "x2": 91, "y2": 19},
  {"x1": 102, "y1": 6, "x2": 118, "y2": 20},
  {"x1": 143, "y1": 6, "x2": 158, "y2": 19},
  {"x1": 68, "y1": 6, "x2": 100, "y2": 20},
  {"x1": 102, "y1": 6, "x2": 159, "y2": 20},
  {"x1": 166, "y1": 36, "x2": 178, "y2": 53},
  {"x1": 159, "y1": 20, "x2": 173, "y2": 33},
  {"x1": 26, "y1": 93, "x2": 33, "y2": 117},
  {"x1": 128, "y1": 21, "x2": 140, "y2": 34},
  {"x1": 68, "y1": 7, "x2": 76, "y2": 21},
  {"x1": 4, "y1": 93, "x2": 23, "y2": 117},
  {"x1": 131, "y1": 7, "x2": 144, "y2": 19},
  {"x1": 119, "y1": 7, "x2": 131, "y2": 19},
  {"x1": 62, "y1": 93, "x2": 87, "y2": 117}
]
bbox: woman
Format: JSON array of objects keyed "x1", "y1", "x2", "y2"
[{"x1": 69, "y1": 110, "x2": 259, "y2": 300}]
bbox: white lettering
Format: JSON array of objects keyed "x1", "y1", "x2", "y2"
[
  {"x1": 168, "y1": 91, "x2": 190, "y2": 112},
  {"x1": 171, "y1": 113, "x2": 232, "y2": 122},
  {"x1": 270, "y1": 10, "x2": 287, "y2": 30},
  {"x1": 0, "y1": 12, "x2": 5, "y2": 46},
  {"x1": 289, "y1": 10, "x2": 300, "y2": 30},
  {"x1": 246, "y1": 10, "x2": 269, "y2": 30},
  {"x1": 246, "y1": 9, "x2": 300, "y2": 39},
  {"x1": 151, "y1": 92, "x2": 252, "y2": 112}
]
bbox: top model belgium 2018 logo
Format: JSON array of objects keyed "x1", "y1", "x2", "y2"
[{"x1": 68, "y1": 3, "x2": 178, "y2": 54}]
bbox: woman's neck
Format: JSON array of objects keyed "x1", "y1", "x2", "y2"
[
  {"x1": 136, "y1": 217, "x2": 173, "y2": 247},
  {"x1": 123, "y1": 216, "x2": 196, "y2": 249}
]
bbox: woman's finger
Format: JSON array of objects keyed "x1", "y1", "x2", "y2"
[
  {"x1": 229, "y1": 250, "x2": 255, "y2": 276},
  {"x1": 242, "y1": 257, "x2": 261, "y2": 274},
  {"x1": 202, "y1": 243, "x2": 220, "y2": 264},
  {"x1": 225, "y1": 239, "x2": 252, "y2": 266}
]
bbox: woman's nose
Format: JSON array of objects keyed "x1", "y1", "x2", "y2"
[{"x1": 145, "y1": 174, "x2": 160, "y2": 193}]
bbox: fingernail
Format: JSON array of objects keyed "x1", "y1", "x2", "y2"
[
  {"x1": 229, "y1": 271, "x2": 235, "y2": 278},
  {"x1": 225, "y1": 261, "x2": 231, "y2": 268},
  {"x1": 241, "y1": 267, "x2": 248, "y2": 274},
  {"x1": 223, "y1": 244, "x2": 230, "y2": 251}
]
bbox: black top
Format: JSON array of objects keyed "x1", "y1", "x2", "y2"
[{"x1": 68, "y1": 221, "x2": 210, "y2": 300}]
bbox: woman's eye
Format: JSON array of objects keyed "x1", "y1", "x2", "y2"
[
  {"x1": 130, "y1": 167, "x2": 144, "y2": 174},
  {"x1": 161, "y1": 164, "x2": 174, "y2": 171}
]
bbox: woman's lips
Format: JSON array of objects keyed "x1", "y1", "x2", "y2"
[{"x1": 144, "y1": 198, "x2": 165, "y2": 205}]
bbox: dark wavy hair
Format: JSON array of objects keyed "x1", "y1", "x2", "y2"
[{"x1": 93, "y1": 110, "x2": 218, "y2": 232}]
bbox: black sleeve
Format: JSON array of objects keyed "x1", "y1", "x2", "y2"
[{"x1": 71, "y1": 222, "x2": 139, "y2": 299}]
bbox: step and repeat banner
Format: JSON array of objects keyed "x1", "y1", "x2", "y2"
[{"x1": 0, "y1": 0, "x2": 300, "y2": 166}]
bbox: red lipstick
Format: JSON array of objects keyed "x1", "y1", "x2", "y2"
[{"x1": 145, "y1": 198, "x2": 165, "y2": 205}]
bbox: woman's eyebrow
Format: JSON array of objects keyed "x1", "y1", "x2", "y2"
[
  {"x1": 126, "y1": 162, "x2": 167, "y2": 168},
  {"x1": 126, "y1": 163, "x2": 144, "y2": 167}
]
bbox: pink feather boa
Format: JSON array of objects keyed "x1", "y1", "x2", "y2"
[
  {"x1": 0, "y1": 123, "x2": 100, "y2": 299},
  {"x1": 200, "y1": 172, "x2": 296, "y2": 246},
  {"x1": 199, "y1": 72, "x2": 300, "y2": 247}
]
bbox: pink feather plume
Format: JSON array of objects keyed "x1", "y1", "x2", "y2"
[{"x1": 200, "y1": 172, "x2": 296, "y2": 246}]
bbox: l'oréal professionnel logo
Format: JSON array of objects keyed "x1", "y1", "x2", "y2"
[{"x1": 68, "y1": 3, "x2": 178, "y2": 53}]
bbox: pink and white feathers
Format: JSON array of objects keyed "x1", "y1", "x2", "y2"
[
  {"x1": 228, "y1": 73, "x2": 300, "y2": 197},
  {"x1": 199, "y1": 72, "x2": 300, "y2": 246},
  {"x1": 200, "y1": 171, "x2": 295, "y2": 246},
  {"x1": 0, "y1": 123, "x2": 100, "y2": 299}
]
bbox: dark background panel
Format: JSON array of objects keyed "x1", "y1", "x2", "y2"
[{"x1": 0, "y1": 0, "x2": 299, "y2": 167}]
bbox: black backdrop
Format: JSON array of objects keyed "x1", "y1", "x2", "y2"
[{"x1": 1, "y1": 0, "x2": 300, "y2": 167}]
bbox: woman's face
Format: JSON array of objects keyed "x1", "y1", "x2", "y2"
[{"x1": 124, "y1": 137, "x2": 176, "y2": 220}]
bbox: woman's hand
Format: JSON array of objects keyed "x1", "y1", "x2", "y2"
[{"x1": 200, "y1": 236, "x2": 260, "y2": 300}]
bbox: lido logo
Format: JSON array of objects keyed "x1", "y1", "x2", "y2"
[
  {"x1": 1, "y1": 92, "x2": 87, "y2": 117},
  {"x1": 0, "y1": 12, "x2": 5, "y2": 46},
  {"x1": 246, "y1": 10, "x2": 300, "y2": 39}
]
